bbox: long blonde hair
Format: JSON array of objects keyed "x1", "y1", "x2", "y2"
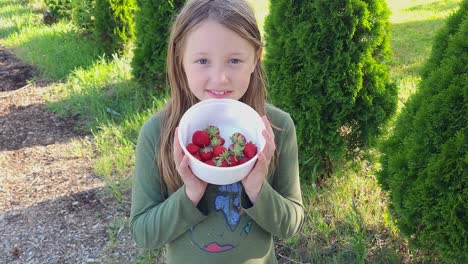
[{"x1": 158, "y1": 0, "x2": 269, "y2": 193}]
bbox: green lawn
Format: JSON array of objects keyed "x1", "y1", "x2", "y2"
[
  {"x1": 387, "y1": 0, "x2": 462, "y2": 109},
  {"x1": 0, "y1": 0, "x2": 462, "y2": 262}
]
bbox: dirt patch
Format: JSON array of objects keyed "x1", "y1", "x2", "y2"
[
  {"x1": 0, "y1": 46, "x2": 143, "y2": 263},
  {"x1": 0, "y1": 46, "x2": 36, "y2": 92}
]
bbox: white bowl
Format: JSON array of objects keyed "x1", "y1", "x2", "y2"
[{"x1": 178, "y1": 99, "x2": 266, "y2": 185}]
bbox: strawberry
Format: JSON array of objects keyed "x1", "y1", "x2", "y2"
[
  {"x1": 243, "y1": 142, "x2": 257, "y2": 158},
  {"x1": 238, "y1": 156, "x2": 250, "y2": 164},
  {"x1": 229, "y1": 143, "x2": 244, "y2": 158},
  {"x1": 205, "y1": 125, "x2": 220, "y2": 138},
  {"x1": 210, "y1": 136, "x2": 226, "y2": 146},
  {"x1": 230, "y1": 132, "x2": 246, "y2": 145},
  {"x1": 186, "y1": 143, "x2": 200, "y2": 155},
  {"x1": 210, "y1": 136, "x2": 222, "y2": 146},
  {"x1": 215, "y1": 159, "x2": 228, "y2": 167},
  {"x1": 199, "y1": 147, "x2": 213, "y2": 161},
  {"x1": 194, "y1": 154, "x2": 203, "y2": 161},
  {"x1": 204, "y1": 160, "x2": 216, "y2": 166},
  {"x1": 192, "y1": 130, "x2": 210, "y2": 147},
  {"x1": 228, "y1": 155, "x2": 239, "y2": 167},
  {"x1": 213, "y1": 145, "x2": 227, "y2": 158}
]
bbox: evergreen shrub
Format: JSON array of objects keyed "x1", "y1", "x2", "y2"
[
  {"x1": 132, "y1": 0, "x2": 185, "y2": 89},
  {"x1": 72, "y1": 0, "x2": 96, "y2": 33},
  {"x1": 94, "y1": 0, "x2": 136, "y2": 55},
  {"x1": 44, "y1": 0, "x2": 72, "y2": 19},
  {"x1": 378, "y1": 2, "x2": 468, "y2": 262},
  {"x1": 264, "y1": 0, "x2": 397, "y2": 177}
]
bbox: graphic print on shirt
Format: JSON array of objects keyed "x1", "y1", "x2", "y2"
[{"x1": 189, "y1": 182, "x2": 252, "y2": 253}]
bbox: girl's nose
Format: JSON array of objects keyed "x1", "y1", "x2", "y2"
[{"x1": 211, "y1": 65, "x2": 229, "y2": 85}]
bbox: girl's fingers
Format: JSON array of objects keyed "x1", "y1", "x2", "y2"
[
  {"x1": 243, "y1": 152, "x2": 268, "y2": 182},
  {"x1": 262, "y1": 115, "x2": 275, "y2": 140},
  {"x1": 262, "y1": 129, "x2": 275, "y2": 161},
  {"x1": 178, "y1": 155, "x2": 192, "y2": 180},
  {"x1": 173, "y1": 127, "x2": 183, "y2": 164}
]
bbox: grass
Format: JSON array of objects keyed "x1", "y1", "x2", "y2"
[
  {"x1": 0, "y1": 0, "x2": 462, "y2": 263},
  {"x1": 387, "y1": 0, "x2": 462, "y2": 110}
]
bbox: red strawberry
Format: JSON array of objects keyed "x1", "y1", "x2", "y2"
[
  {"x1": 205, "y1": 125, "x2": 220, "y2": 138},
  {"x1": 238, "y1": 156, "x2": 250, "y2": 164},
  {"x1": 194, "y1": 154, "x2": 203, "y2": 161},
  {"x1": 216, "y1": 160, "x2": 228, "y2": 167},
  {"x1": 228, "y1": 155, "x2": 239, "y2": 167},
  {"x1": 213, "y1": 145, "x2": 227, "y2": 158},
  {"x1": 186, "y1": 143, "x2": 200, "y2": 155},
  {"x1": 230, "y1": 132, "x2": 246, "y2": 145},
  {"x1": 199, "y1": 147, "x2": 213, "y2": 161},
  {"x1": 229, "y1": 143, "x2": 244, "y2": 158},
  {"x1": 243, "y1": 142, "x2": 257, "y2": 158},
  {"x1": 211, "y1": 136, "x2": 226, "y2": 146},
  {"x1": 204, "y1": 160, "x2": 216, "y2": 166},
  {"x1": 192, "y1": 130, "x2": 210, "y2": 147},
  {"x1": 210, "y1": 136, "x2": 222, "y2": 146}
]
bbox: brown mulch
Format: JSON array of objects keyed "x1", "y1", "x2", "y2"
[
  {"x1": 0, "y1": 46, "x2": 35, "y2": 92},
  {"x1": 0, "y1": 46, "x2": 142, "y2": 263}
]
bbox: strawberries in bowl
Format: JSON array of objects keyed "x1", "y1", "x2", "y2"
[
  {"x1": 178, "y1": 99, "x2": 266, "y2": 185},
  {"x1": 186, "y1": 126, "x2": 257, "y2": 167}
]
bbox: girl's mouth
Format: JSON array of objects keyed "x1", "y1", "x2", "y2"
[{"x1": 207, "y1": 90, "x2": 231, "y2": 98}]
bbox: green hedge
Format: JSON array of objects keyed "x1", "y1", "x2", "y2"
[
  {"x1": 264, "y1": 0, "x2": 397, "y2": 177},
  {"x1": 94, "y1": 0, "x2": 136, "y2": 55},
  {"x1": 132, "y1": 0, "x2": 185, "y2": 89},
  {"x1": 378, "y1": 1, "x2": 468, "y2": 262},
  {"x1": 44, "y1": 0, "x2": 72, "y2": 20},
  {"x1": 44, "y1": 0, "x2": 95, "y2": 32}
]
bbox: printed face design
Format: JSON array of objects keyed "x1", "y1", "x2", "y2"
[
  {"x1": 189, "y1": 182, "x2": 253, "y2": 253},
  {"x1": 182, "y1": 20, "x2": 259, "y2": 101}
]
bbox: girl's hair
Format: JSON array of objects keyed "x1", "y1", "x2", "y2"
[{"x1": 158, "y1": 0, "x2": 270, "y2": 193}]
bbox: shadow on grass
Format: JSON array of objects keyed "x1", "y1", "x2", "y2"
[
  {"x1": 0, "y1": 5, "x2": 31, "y2": 20},
  {"x1": 0, "y1": 25, "x2": 19, "y2": 40},
  {"x1": 390, "y1": 18, "x2": 445, "y2": 76},
  {"x1": 10, "y1": 28, "x2": 105, "y2": 81},
  {"x1": 404, "y1": 0, "x2": 460, "y2": 13},
  {"x1": 48, "y1": 79, "x2": 164, "y2": 136}
]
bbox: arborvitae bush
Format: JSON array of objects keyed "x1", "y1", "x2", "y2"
[
  {"x1": 72, "y1": 0, "x2": 96, "y2": 33},
  {"x1": 44, "y1": 0, "x2": 95, "y2": 33},
  {"x1": 132, "y1": 0, "x2": 185, "y2": 89},
  {"x1": 264, "y1": 0, "x2": 397, "y2": 177},
  {"x1": 94, "y1": 0, "x2": 136, "y2": 55},
  {"x1": 378, "y1": 2, "x2": 467, "y2": 262},
  {"x1": 45, "y1": 0, "x2": 73, "y2": 19}
]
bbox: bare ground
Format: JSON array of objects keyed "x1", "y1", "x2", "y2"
[{"x1": 0, "y1": 46, "x2": 143, "y2": 263}]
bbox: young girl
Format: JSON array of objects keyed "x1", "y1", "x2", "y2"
[{"x1": 130, "y1": 0, "x2": 304, "y2": 263}]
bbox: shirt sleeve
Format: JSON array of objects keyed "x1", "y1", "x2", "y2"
[
  {"x1": 129, "y1": 116, "x2": 208, "y2": 249},
  {"x1": 241, "y1": 113, "x2": 304, "y2": 239}
]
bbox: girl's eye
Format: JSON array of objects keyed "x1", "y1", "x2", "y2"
[
  {"x1": 196, "y1": 59, "x2": 208, "y2": 64},
  {"x1": 230, "y1": 59, "x2": 242, "y2": 64}
]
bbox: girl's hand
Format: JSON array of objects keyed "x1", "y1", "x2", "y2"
[
  {"x1": 174, "y1": 127, "x2": 207, "y2": 206},
  {"x1": 242, "y1": 115, "x2": 276, "y2": 203}
]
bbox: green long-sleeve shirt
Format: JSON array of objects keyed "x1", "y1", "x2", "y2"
[{"x1": 130, "y1": 104, "x2": 304, "y2": 264}]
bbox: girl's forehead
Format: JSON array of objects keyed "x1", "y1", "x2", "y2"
[{"x1": 183, "y1": 20, "x2": 255, "y2": 55}]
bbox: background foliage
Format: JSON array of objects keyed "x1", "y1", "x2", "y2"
[
  {"x1": 264, "y1": 0, "x2": 398, "y2": 178},
  {"x1": 378, "y1": 1, "x2": 468, "y2": 262},
  {"x1": 131, "y1": 0, "x2": 185, "y2": 89}
]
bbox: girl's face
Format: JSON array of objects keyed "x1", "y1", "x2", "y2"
[{"x1": 182, "y1": 20, "x2": 259, "y2": 101}]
